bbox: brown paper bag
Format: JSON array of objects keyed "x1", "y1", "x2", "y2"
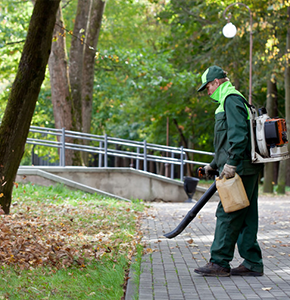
[{"x1": 216, "y1": 173, "x2": 249, "y2": 213}]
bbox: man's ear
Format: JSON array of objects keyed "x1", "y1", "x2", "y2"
[{"x1": 214, "y1": 78, "x2": 220, "y2": 86}]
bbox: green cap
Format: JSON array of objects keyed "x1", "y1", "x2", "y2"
[{"x1": 197, "y1": 66, "x2": 227, "y2": 92}]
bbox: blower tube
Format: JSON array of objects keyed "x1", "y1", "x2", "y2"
[{"x1": 164, "y1": 182, "x2": 217, "y2": 239}]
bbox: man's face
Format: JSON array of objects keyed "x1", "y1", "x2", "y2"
[{"x1": 205, "y1": 79, "x2": 219, "y2": 96}]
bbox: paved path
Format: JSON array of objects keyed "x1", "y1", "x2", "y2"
[{"x1": 126, "y1": 194, "x2": 290, "y2": 300}]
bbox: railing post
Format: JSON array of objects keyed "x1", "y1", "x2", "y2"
[
  {"x1": 136, "y1": 147, "x2": 140, "y2": 170},
  {"x1": 143, "y1": 140, "x2": 147, "y2": 172},
  {"x1": 180, "y1": 146, "x2": 184, "y2": 181},
  {"x1": 99, "y1": 141, "x2": 103, "y2": 167},
  {"x1": 171, "y1": 151, "x2": 174, "y2": 179},
  {"x1": 60, "y1": 127, "x2": 65, "y2": 167},
  {"x1": 104, "y1": 134, "x2": 108, "y2": 168}
]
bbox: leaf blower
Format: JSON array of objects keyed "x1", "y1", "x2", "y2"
[
  {"x1": 245, "y1": 104, "x2": 289, "y2": 163},
  {"x1": 164, "y1": 168, "x2": 218, "y2": 239}
]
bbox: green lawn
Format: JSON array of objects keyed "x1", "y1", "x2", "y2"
[{"x1": 0, "y1": 183, "x2": 145, "y2": 299}]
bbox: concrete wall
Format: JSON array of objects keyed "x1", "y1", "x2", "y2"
[{"x1": 17, "y1": 167, "x2": 220, "y2": 202}]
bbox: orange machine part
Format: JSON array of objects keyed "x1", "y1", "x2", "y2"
[{"x1": 266, "y1": 118, "x2": 288, "y2": 146}]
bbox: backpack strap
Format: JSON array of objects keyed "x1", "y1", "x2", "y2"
[{"x1": 224, "y1": 94, "x2": 256, "y2": 117}]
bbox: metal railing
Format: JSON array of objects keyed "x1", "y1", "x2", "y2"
[{"x1": 26, "y1": 126, "x2": 215, "y2": 180}]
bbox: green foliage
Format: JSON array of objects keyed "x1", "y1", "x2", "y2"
[
  {"x1": 157, "y1": 1, "x2": 254, "y2": 98},
  {"x1": 33, "y1": 78, "x2": 55, "y2": 127},
  {"x1": 0, "y1": 1, "x2": 55, "y2": 126},
  {"x1": 0, "y1": 1, "x2": 33, "y2": 117},
  {"x1": 100, "y1": 0, "x2": 168, "y2": 51},
  {"x1": 0, "y1": 1, "x2": 33, "y2": 64},
  {"x1": 1, "y1": 0, "x2": 290, "y2": 162},
  {"x1": 0, "y1": 0, "x2": 55, "y2": 161},
  {"x1": 156, "y1": 0, "x2": 289, "y2": 112},
  {"x1": 91, "y1": 0, "x2": 241, "y2": 150},
  {"x1": 92, "y1": 47, "x2": 215, "y2": 150}
]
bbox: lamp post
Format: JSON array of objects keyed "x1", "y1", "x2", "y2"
[
  {"x1": 165, "y1": 116, "x2": 170, "y2": 177},
  {"x1": 222, "y1": 3, "x2": 253, "y2": 105}
]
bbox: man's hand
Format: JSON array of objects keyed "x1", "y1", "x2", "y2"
[
  {"x1": 220, "y1": 164, "x2": 236, "y2": 179},
  {"x1": 204, "y1": 164, "x2": 215, "y2": 177}
]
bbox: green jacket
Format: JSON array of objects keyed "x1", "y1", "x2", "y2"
[{"x1": 209, "y1": 81, "x2": 262, "y2": 175}]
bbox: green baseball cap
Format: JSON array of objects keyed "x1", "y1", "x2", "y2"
[{"x1": 197, "y1": 66, "x2": 227, "y2": 92}]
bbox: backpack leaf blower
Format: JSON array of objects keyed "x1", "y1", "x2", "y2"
[{"x1": 241, "y1": 102, "x2": 289, "y2": 163}]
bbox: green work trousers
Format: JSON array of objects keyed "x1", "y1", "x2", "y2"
[{"x1": 210, "y1": 173, "x2": 263, "y2": 272}]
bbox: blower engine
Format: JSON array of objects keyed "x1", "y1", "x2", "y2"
[{"x1": 250, "y1": 106, "x2": 289, "y2": 163}]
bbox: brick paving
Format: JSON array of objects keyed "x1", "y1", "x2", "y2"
[{"x1": 125, "y1": 194, "x2": 290, "y2": 300}]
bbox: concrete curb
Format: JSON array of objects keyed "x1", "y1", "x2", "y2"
[
  {"x1": 125, "y1": 256, "x2": 138, "y2": 300},
  {"x1": 17, "y1": 166, "x2": 220, "y2": 203},
  {"x1": 17, "y1": 168, "x2": 130, "y2": 202}
]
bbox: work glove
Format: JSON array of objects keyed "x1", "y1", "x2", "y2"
[
  {"x1": 204, "y1": 164, "x2": 215, "y2": 177},
  {"x1": 220, "y1": 164, "x2": 236, "y2": 179}
]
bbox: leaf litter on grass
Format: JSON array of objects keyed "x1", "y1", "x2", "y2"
[{"x1": 0, "y1": 184, "x2": 145, "y2": 271}]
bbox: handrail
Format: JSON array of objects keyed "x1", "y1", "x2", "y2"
[{"x1": 26, "y1": 126, "x2": 214, "y2": 180}]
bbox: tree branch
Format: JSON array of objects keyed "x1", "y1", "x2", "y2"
[{"x1": 4, "y1": 40, "x2": 25, "y2": 46}]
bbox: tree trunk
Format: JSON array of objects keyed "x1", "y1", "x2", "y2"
[
  {"x1": 82, "y1": 0, "x2": 106, "y2": 134},
  {"x1": 277, "y1": 6, "x2": 290, "y2": 194},
  {"x1": 0, "y1": 0, "x2": 61, "y2": 213},
  {"x1": 48, "y1": 6, "x2": 75, "y2": 166},
  {"x1": 47, "y1": 0, "x2": 106, "y2": 166},
  {"x1": 263, "y1": 75, "x2": 278, "y2": 193},
  {"x1": 82, "y1": 0, "x2": 106, "y2": 165},
  {"x1": 69, "y1": 0, "x2": 90, "y2": 132}
]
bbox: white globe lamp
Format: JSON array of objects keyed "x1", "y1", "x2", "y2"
[{"x1": 222, "y1": 22, "x2": 237, "y2": 38}]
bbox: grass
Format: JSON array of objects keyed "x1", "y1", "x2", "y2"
[
  {"x1": 1, "y1": 259, "x2": 128, "y2": 299},
  {"x1": 0, "y1": 183, "x2": 145, "y2": 300},
  {"x1": 197, "y1": 179, "x2": 215, "y2": 188}
]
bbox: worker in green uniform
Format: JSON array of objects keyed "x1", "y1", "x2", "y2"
[{"x1": 194, "y1": 66, "x2": 264, "y2": 277}]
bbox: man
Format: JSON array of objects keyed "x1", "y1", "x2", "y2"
[{"x1": 194, "y1": 65, "x2": 264, "y2": 277}]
